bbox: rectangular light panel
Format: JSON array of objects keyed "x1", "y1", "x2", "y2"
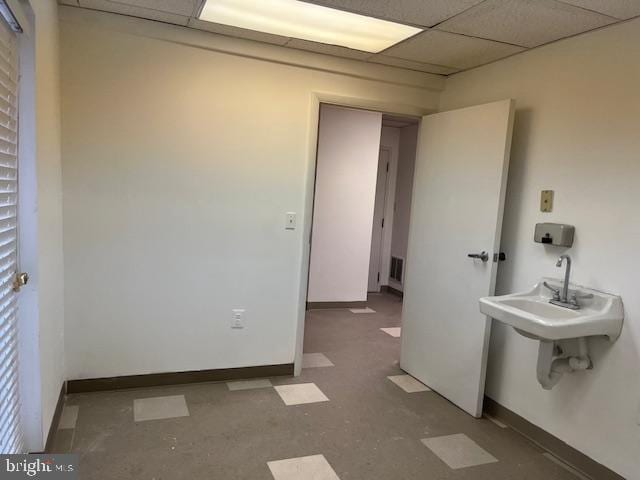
[{"x1": 199, "y1": 0, "x2": 422, "y2": 53}]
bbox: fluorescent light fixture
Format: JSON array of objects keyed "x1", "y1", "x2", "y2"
[{"x1": 199, "y1": 0, "x2": 422, "y2": 53}]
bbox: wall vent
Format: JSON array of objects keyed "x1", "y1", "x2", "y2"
[{"x1": 390, "y1": 256, "x2": 404, "y2": 284}]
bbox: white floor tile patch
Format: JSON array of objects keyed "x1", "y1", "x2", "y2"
[
  {"x1": 349, "y1": 307, "x2": 376, "y2": 314},
  {"x1": 274, "y1": 383, "x2": 330, "y2": 406},
  {"x1": 58, "y1": 405, "x2": 79, "y2": 430},
  {"x1": 421, "y1": 434, "x2": 498, "y2": 469},
  {"x1": 380, "y1": 327, "x2": 401, "y2": 338},
  {"x1": 268, "y1": 454, "x2": 340, "y2": 480},
  {"x1": 133, "y1": 395, "x2": 190, "y2": 422},
  {"x1": 227, "y1": 378, "x2": 273, "y2": 391},
  {"x1": 302, "y1": 353, "x2": 335, "y2": 368},
  {"x1": 387, "y1": 374, "x2": 430, "y2": 393}
]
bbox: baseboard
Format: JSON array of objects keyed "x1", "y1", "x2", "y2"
[
  {"x1": 44, "y1": 382, "x2": 66, "y2": 453},
  {"x1": 67, "y1": 363, "x2": 294, "y2": 394},
  {"x1": 484, "y1": 397, "x2": 624, "y2": 480},
  {"x1": 306, "y1": 301, "x2": 367, "y2": 310},
  {"x1": 381, "y1": 285, "x2": 403, "y2": 297}
]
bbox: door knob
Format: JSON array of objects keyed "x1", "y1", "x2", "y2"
[
  {"x1": 467, "y1": 251, "x2": 489, "y2": 262},
  {"x1": 13, "y1": 272, "x2": 29, "y2": 292}
]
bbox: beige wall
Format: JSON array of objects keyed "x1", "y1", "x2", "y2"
[
  {"x1": 441, "y1": 18, "x2": 640, "y2": 479},
  {"x1": 59, "y1": 8, "x2": 441, "y2": 380}
]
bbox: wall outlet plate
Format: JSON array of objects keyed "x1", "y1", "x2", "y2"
[
  {"x1": 540, "y1": 190, "x2": 554, "y2": 212},
  {"x1": 231, "y1": 309, "x2": 245, "y2": 329},
  {"x1": 285, "y1": 212, "x2": 296, "y2": 230}
]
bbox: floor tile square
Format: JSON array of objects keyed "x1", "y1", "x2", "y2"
[
  {"x1": 302, "y1": 353, "x2": 334, "y2": 368},
  {"x1": 58, "y1": 405, "x2": 79, "y2": 430},
  {"x1": 133, "y1": 395, "x2": 190, "y2": 422},
  {"x1": 349, "y1": 307, "x2": 376, "y2": 314},
  {"x1": 227, "y1": 378, "x2": 273, "y2": 391},
  {"x1": 274, "y1": 383, "x2": 329, "y2": 406},
  {"x1": 421, "y1": 433, "x2": 498, "y2": 469},
  {"x1": 387, "y1": 374, "x2": 430, "y2": 393},
  {"x1": 268, "y1": 454, "x2": 340, "y2": 480},
  {"x1": 380, "y1": 327, "x2": 401, "y2": 337}
]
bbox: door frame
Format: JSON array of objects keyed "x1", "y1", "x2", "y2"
[{"x1": 294, "y1": 92, "x2": 432, "y2": 375}]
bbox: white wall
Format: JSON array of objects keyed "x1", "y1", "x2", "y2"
[
  {"x1": 16, "y1": 0, "x2": 64, "y2": 451},
  {"x1": 440, "y1": 18, "x2": 640, "y2": 479},
  {"x1": 308, "y1": 105, "x2": 382, "y2": 303},
  {"x1": 59, "y1": 7, "x2": 441, "y2": 380},
  {"x1": 389, "y1": 124, "x2": 418, "y2": 291}
]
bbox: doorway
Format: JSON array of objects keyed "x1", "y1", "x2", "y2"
[
  {"x1": 305, "y1": 104, "x2": 420, "y2": 309},
  {"x1": 367, "y1": 147, "x2": 390, "y2": 293},
  {"x1": 299, "y1": 98, "x2": 515, "y2": 420}
]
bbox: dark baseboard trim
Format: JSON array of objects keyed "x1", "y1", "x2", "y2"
[
  {"x1": 306, "y1": 301, "x2": 367, "y2": 310},
  {"x1": 484, "y1": 397, "x2": 624, "y2": 480},
  {"x1": 44, "y1": 382, "x2": 66, "y2": 453},
  {"x1": 381, "y1": 285, "x2": 403, "y2": 298},
  {"x1": 67, "y1": 363, "x2": 294, "y2": 394}
]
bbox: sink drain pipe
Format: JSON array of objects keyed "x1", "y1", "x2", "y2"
[{"x1": 536, "y1": 338, "x2": 591, "y2": 389}]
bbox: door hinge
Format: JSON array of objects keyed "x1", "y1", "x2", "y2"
[
  {"x1": 386, "y1": 162, "x2": 389, "y2": 172},
  {"x1": 377, "y1": 272, "x2": 380, "y2": 282},
  {"x1": 381, "y1": 218, "x2": 384, "y2": 228}
]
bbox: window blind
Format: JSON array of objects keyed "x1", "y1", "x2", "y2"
[{"x1": 0, "y1": 11, "x2": 21, "y2": 455}]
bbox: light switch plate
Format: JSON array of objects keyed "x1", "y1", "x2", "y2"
[{"x1": 540, "y1": 190, "x2": 554, "y2": 212}]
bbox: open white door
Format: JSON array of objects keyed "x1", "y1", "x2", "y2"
[{"x1": 400, "y1": 99, "x2": 515, "y2": 418}]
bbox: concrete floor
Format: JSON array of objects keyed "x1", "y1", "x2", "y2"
[{"x1": 51, "y1": 293, "x2": 581, "y2": 479}]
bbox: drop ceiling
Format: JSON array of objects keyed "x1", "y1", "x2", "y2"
[{"x1": 58, "y1": 0, "x2": 640, "y2": 75}]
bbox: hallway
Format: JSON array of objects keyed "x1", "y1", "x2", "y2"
[{"x1": 50, "y1": 293, "x2": 580, "y2": 479}]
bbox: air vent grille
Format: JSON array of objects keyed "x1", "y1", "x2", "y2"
[{"x1": 390, "y1": 256, "x2": 404, "y2": 284}]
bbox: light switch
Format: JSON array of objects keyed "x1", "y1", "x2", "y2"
[{"x1": 285, "y1": 212, "x2": 296, "y2": 230}]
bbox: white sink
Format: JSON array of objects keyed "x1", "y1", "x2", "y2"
[{"x1": 479, "y1": 278, "x2": 623, "y2": 341}]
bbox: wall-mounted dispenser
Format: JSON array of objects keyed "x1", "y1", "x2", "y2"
[{"x1": 534, "y1": 223, "x2": 575, "y2": 247}]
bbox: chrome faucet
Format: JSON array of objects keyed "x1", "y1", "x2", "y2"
[
  {"x1": 544, "y1": 254, "x2": 593, "y2": 310},
  {"x1": 556, "y1": 254, "x2": 571, "y2": 304}
]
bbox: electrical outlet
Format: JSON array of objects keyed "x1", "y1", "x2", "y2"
[
  {"x1": 231, "y1": 309, "x2": 245, "y2": 329},
  {"x1": 285, "y1": 212, "x2": 296, "y2": 230}
]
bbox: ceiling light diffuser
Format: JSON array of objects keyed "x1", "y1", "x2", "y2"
[{"x1": 199, "y1": 0, "x2": 422, "y2": 53}]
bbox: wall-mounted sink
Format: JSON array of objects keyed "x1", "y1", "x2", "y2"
[
  {"x1": 479, "y1": 278, "x2": 624, "y2": 389},
  {"x1": 480, "y1": 278, "x2": 623, "y2": 341}
]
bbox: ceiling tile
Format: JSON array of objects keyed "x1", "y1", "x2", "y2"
[
  {"x1": 557, "y1": 0, "x2": 640, "y2": 20},
  {"x1": 300, "y1": 0, "x2": 485, "y2": 27},
  {"x1": 79, "y1": 0, "x2": 190, "y2": 24},
  {"x1": 370, "y1": 55, "x2": 459, "y2": 75},
  {"x1": 436, "y1": 0, "x2": 618, "y2": 48},
  {"x1": 285, "y1": 39, "x2": 372, "y2": 60},
  {"x1": 188, "y1": 18, "x2": 290, "y2": 46},
  {"x1": 382, "y1": 30, "x2": 525, "y2": 70},
  {"x1": 109, "y1": 0, "x2": 200, "y2": 16}
]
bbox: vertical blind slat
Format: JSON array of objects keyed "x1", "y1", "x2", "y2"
[{"x1": 0, "y1": 12, "x2": 20, "y2": 455}]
